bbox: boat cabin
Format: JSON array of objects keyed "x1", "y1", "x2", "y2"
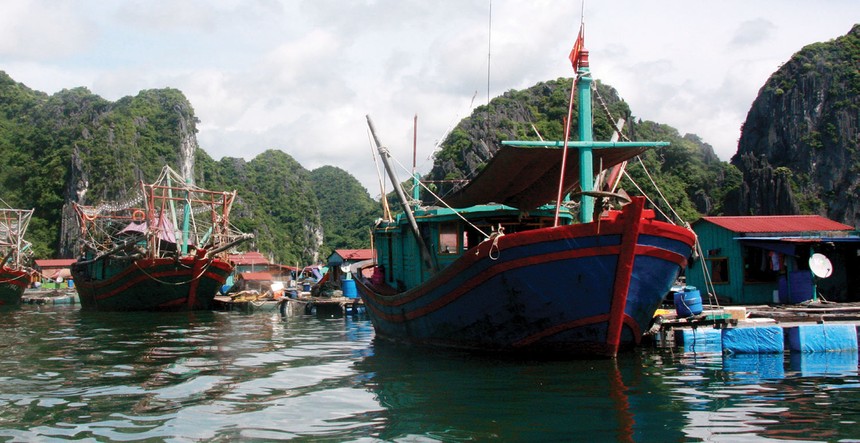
[
  {"x1": 373, "y1": 204, "x2": 570, "y2": 291},
  {"x1": 685, "y1": 215, "x2": 860, "y2": 305}
]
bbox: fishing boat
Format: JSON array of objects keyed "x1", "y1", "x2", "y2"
[
  {"x1": 70, "y1": 166, "x2": 253, "y2": 311},
  {"x1": 356, "y1": 26, "x2": 697, "y2": 357},
  {"x1": 0, "y1": 207, "x2": 34, "y2": 306}
]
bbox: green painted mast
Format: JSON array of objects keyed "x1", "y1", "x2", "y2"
[{"x1": 576, "y1": 52, "x2": 595, "y2": 223}]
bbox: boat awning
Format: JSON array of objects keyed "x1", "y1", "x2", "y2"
[
  {"x1": 120, "y1": 216, "x2": 186, "y2": 245},
  {"x1": 738, "y1": 236, "x2": 860, "y2": 256},
  {"x1": 442, "y1": 143, "x2": 648, "y2": 210}
]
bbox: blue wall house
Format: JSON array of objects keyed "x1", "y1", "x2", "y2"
[{"x1": 686, "y1": 215, "x2": 859, "y2": 305}]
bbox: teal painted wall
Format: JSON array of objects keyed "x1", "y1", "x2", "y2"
[{"x1": 686, "y1": 221, "x2": 779, "y2": 305}]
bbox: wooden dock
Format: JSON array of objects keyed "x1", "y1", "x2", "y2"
[{"x1": 213, "y1": 293, "x2": 363, "y2": 317}]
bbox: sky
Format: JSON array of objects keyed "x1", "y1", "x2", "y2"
[{"x1": 1, "y1": 0, "x2": 857, "y2": 198}]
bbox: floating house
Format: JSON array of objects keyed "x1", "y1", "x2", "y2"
[
  {"x1": 234, "y1": 271, "x2": 276, "y2": 293},
  {"x1": 326, "y1": 249, "x2": 373, "y2": 281},
  {"x1": 33, "y1": 259, "x2": 77, "y2": 288},
  {"x1": 685, "y1": 215, "x2": 860, "y2": 305}
]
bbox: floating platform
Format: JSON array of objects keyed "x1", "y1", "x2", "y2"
[
  {"x1": 654, "y1": 302, "x2": 860, "y2": 355},
  {"x1": 22, "y1": 290, "x2": 79, "y2": 305},
  {"x1": 213, "y1": 293, "x2": 363, "y2": 317}
]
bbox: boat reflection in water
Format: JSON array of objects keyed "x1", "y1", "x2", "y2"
[
  {"x1": 355, "y1": 341, "x2": 688, "y2": 441},
  {"x1": 356, "y1": 340, "x2": 860, "y2": 441}
]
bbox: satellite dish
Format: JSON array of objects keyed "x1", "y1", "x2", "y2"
[
  {"x1": 340, "y1": 264, "x2": 350, "y2": 273},
  {"x1": 809, "y1": 253, "x2": 833, "y2": 278}
]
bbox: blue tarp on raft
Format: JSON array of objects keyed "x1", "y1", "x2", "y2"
[
  {"x1": 786, "y1": 324, "x2": 859, "y2": 352},
  {"x1": 675, "y1": 328, "x2": 723, "y2": 354},
  {"x1": 721, "y1": 326, "x2": 784, "y2": 354}
]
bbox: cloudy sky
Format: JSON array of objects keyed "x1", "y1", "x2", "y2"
[{"x1": 1, "y1": 0, "x2": 857, "y2": 197}]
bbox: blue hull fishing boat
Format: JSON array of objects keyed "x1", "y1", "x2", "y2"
[{"x1": 356, "y1": 24, "x2": 697, "y2": 357}]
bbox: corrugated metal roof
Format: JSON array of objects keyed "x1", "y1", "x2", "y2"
[
  {"x1": 34, "y1": 259, "x2": 77, "y2": 268},
  {"x1": 700, "y1": 215, "x2": 854, "y2": 233},
  {"x1": 334, "y1": 249, "x2": 373, "y2": 261},
  {"x1": 239, "y1": 272, "x2": 273, "y2": 281},
  {"x1": 228, "y1": 251, "x2": 269, "y2": 265}
]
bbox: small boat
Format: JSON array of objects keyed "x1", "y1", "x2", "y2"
[
  {"x1": 0, "y1": 207, "x2": 34, "y2": 306},
  {"x1": 356, "y1": 25, "x2": 697, "y2": 357},
  {"x1": 70, "y1": 166, "x2": 253, "y2": 311}
]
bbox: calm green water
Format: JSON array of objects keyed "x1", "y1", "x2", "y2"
[{"x1": 1, "y1": 304, "x2": 859, "y2": 442}]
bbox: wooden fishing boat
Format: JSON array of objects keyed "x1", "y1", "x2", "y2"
[
  {"x1": 70, "y1": 166, "x2": 253, "y2": 311},
  {"x1": 356, "y1": 26, "x2": 697, "y2": 357},
  {"x1": 0, "y1": 208, "x2": 34, "y2": 306}
]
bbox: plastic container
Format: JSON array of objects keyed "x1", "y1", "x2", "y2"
[
  {"x1": 674, "y1": 287, "x2": 703, "y2": 318},
  {"x1": 342, "y1": 279, "x2": 358, "y2": 299}
]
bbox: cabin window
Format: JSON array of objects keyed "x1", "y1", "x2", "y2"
[
  {"x1": 438, "y1": 222, "x2": 459, "y2": 254},
  {"x1": 707, "y1": 257, "x2": 729, "y2": 284}
]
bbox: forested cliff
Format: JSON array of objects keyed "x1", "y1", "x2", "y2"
[
  {"x1": 730, "y1": 24, "x2": 859, "y2": 226},
  {"x1": 0, "y1": 73, "x2": 373, "y2": 263}
]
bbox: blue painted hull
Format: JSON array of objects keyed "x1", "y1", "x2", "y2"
[{"x1": 357, "y1": 199, "x2": 696, "y2": 357}]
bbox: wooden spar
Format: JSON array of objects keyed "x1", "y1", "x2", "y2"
[
  {"x1": 595, "y1": 118, "x2": 625, "y2": 191},
  {"x1": 366, "y1": 115, "x2": 437, "y2": 273},
  {"x1": 553, "y1": 77, "x2": 577, "y2": 227}
]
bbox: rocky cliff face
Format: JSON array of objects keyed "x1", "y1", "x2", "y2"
[{"x1": 731, "y1": 25, "x2": 860, "y2": 226}]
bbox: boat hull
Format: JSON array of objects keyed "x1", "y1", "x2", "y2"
[
  {"x1": 0, "y1": 268, "x2": 29, "y2": 307},
  {"x1": 71, "y1": 253, "x2": 233, "y2": 311},
  {"x1": 357, "y1": 199, "x2": 696, "y2": 357}
]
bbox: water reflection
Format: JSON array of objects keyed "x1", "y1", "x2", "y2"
[
  {"x1": 1, "y1": 306, "x2": 859, "y2": 441},
  {"x1": 356, "y1": 341, "x2": 691, "y2": 442}
]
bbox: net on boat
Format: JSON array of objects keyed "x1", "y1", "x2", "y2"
[
  {"x1": 73, "y1": 166, "x2": 248, "y2": 261},
  {"x1": 0, "y1": 208, "x2": 33, "y2": 269}
]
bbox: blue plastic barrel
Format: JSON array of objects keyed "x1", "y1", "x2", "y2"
[
  {"x1": 342, "y1": 279, "x2": 357, "y2": 299},
  {"x1": 674, "y1": 287, "x2": 703, "y2": 318}
]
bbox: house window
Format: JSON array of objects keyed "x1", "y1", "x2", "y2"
[
  {"x1": 438, "y1": 222, "x2": 459, "y2": 254},
  {"x1": 707, "y1": 257, "x2": 729, "y2": 284},
  {"x1": 743, "y1": 247, "x2": 781, "y2": 283}
]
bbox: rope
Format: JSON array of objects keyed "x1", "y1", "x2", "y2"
[{"x1": 387, "y1": 150, "x2": 492, "y2": 240}]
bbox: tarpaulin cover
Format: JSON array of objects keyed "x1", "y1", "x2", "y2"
[
  {"x1": 119, "y1": 216, "x2": 183, "y2": 245},
  {"x1": 786, "y1": 324, "x2": 859, "y2": 352},
  {"x1": 675, "y1": 328, "x2": 723, "y2": 354},
  {"x1": 443, "y1": 144, "x2": 646, "y2": 210},
  {"x1": 721, "y1": 326, "x2": 784, "y2": 354}
]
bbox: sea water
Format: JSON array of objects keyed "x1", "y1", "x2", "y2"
[{"x1": 0, "y1": 304, "x2": 859, "y2": 442}]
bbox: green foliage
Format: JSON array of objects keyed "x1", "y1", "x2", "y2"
[{"x1": 308, "y1": 166, "x2": 378, "y2": 259}]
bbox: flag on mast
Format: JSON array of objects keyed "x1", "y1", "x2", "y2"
[{"x1": 568, "y1": 23, "x2": 585, "y2": 71}]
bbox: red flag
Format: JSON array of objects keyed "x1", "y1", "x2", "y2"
[{"x1": 568, "y1": 24, "x2": 585, "y2": 71}]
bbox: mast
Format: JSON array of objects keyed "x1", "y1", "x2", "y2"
[
  {"x1": 576, "y1": 50, "x2": 595, "y2": 223},
  {"x1": 412, "y1": 114, "x2": 420, "y2": 205},
  {"x1": 366, "y1": 115, "x2": 437, "y2": 273}
]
